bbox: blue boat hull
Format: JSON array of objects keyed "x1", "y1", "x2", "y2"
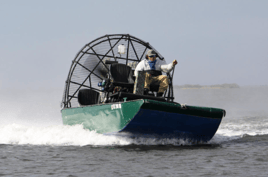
[{"x1": 120, "y1": 108, "x2": 222, "y2": 142}]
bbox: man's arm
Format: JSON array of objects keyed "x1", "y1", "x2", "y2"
[{"x1": 160, "y1": 60, "x2": 177, "y2": 73}]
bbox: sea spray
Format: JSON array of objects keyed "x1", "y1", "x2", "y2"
[
  {"x1": 0, "y1": 124, "x2": 202, "y2": 146},
  {"x1": 0, "y1": 124, "x2": 129, "y2": 146}
]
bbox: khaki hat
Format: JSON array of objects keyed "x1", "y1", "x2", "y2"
[{"x1": 147, "y1": 50, "x2": 157, "y2": 57}]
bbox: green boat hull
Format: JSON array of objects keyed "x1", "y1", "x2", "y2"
[{"x1": 62, "y1": 100, "x2": 144, "y2": 134}]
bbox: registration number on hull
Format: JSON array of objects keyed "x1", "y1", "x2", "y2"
[{"x1": 111, "y1": 104, "x2": 121, "y2": 110}]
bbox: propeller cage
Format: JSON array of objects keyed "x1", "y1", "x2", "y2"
[{"x1": 61, "y1": 34, "x2": 174, "y2": 108}]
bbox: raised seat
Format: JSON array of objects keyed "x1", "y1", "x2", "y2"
[
  {"x1": 145, "y1": 70, "x2": 162, "y2": 92},
  {"x1": 109, "y1": 63, "x2": 135, "y2": 88},
  {"x1": 134, "y1": 70, "x2": 163, "y2": 94}
]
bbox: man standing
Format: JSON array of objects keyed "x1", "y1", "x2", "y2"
[{"x1": 134, "y1": 50, "x2": 177, "y2": 97}]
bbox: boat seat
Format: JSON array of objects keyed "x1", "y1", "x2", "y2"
[
  {"x1": 133, "y1": 70, "x2": 166, "y2": 95},
  {"x1": 109, "y1": 63, "x2": 135, "y2": 88},
  {"x1": 78, "y1": 89, "x2": 99, "y2": 105},
  {"x1": 136, "y1": 70, "x2": 163, "y2": 92}
]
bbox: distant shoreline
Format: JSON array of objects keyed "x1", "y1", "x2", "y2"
[{"x1": 174, "y1": 83, "x2": 240, "y2": 89}]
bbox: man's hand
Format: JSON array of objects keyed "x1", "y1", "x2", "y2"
[{"x1": 173, "y1": 60, "x2": 178, "y2": 66}]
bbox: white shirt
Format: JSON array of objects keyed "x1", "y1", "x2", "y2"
[{"x1": 134, "y1": 59, "x2": 175, "y2": 76}]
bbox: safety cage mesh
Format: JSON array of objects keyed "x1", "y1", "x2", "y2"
[{"x1": 61, "y1": 34, "x2": 171, "y2": 108}]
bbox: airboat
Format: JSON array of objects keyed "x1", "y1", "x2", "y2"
[{"x1": 61, "y1": 34, "x2": 226, "y2": 142}]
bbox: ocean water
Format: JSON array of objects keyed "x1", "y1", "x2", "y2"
[{"x1": 0, "y1": 87, "x2": 268, "y2": 176}]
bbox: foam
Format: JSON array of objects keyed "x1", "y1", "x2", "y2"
[
  {"x1": 0, "y1": 124, "x2": 127, "y2": 146},
  {"x1": 209, "y1": 121, "x2": 268, "y2": 144},
  {"x1": 0, "y1": 124, "x2": 200, "y2": 146}
]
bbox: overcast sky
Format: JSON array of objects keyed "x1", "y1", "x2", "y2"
[{"x1": 1, "y1": 0, "x2": 267, "y2": 90}]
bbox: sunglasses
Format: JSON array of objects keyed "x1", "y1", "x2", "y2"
[{"x1": 148, "y1": 55, "x2": 156, "y2": 58}]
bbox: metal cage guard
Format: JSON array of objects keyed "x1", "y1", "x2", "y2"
[{"x1": 61, "y1": 34, "x2": 175, "y2": 108}]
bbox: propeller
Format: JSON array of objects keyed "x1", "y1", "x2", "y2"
[{"x1": 82, "y1": 52, "x2": 110, "y2": 80}]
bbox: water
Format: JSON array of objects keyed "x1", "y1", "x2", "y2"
[{"x1": 0, "y1": 87, "x2": 268, "y2": 176}]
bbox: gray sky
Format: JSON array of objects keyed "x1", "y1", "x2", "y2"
[{"x1": 1, "y1": 0, "x2": 267, "y2": 90}]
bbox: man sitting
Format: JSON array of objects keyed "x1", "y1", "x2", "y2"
[{"x1": 134, "y1": 50, "x2": 177, "y2": 97}]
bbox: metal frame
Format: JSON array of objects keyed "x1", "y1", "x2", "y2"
[{"x1": 61, "y1": 34, "x2": 175, "y2": 108}]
